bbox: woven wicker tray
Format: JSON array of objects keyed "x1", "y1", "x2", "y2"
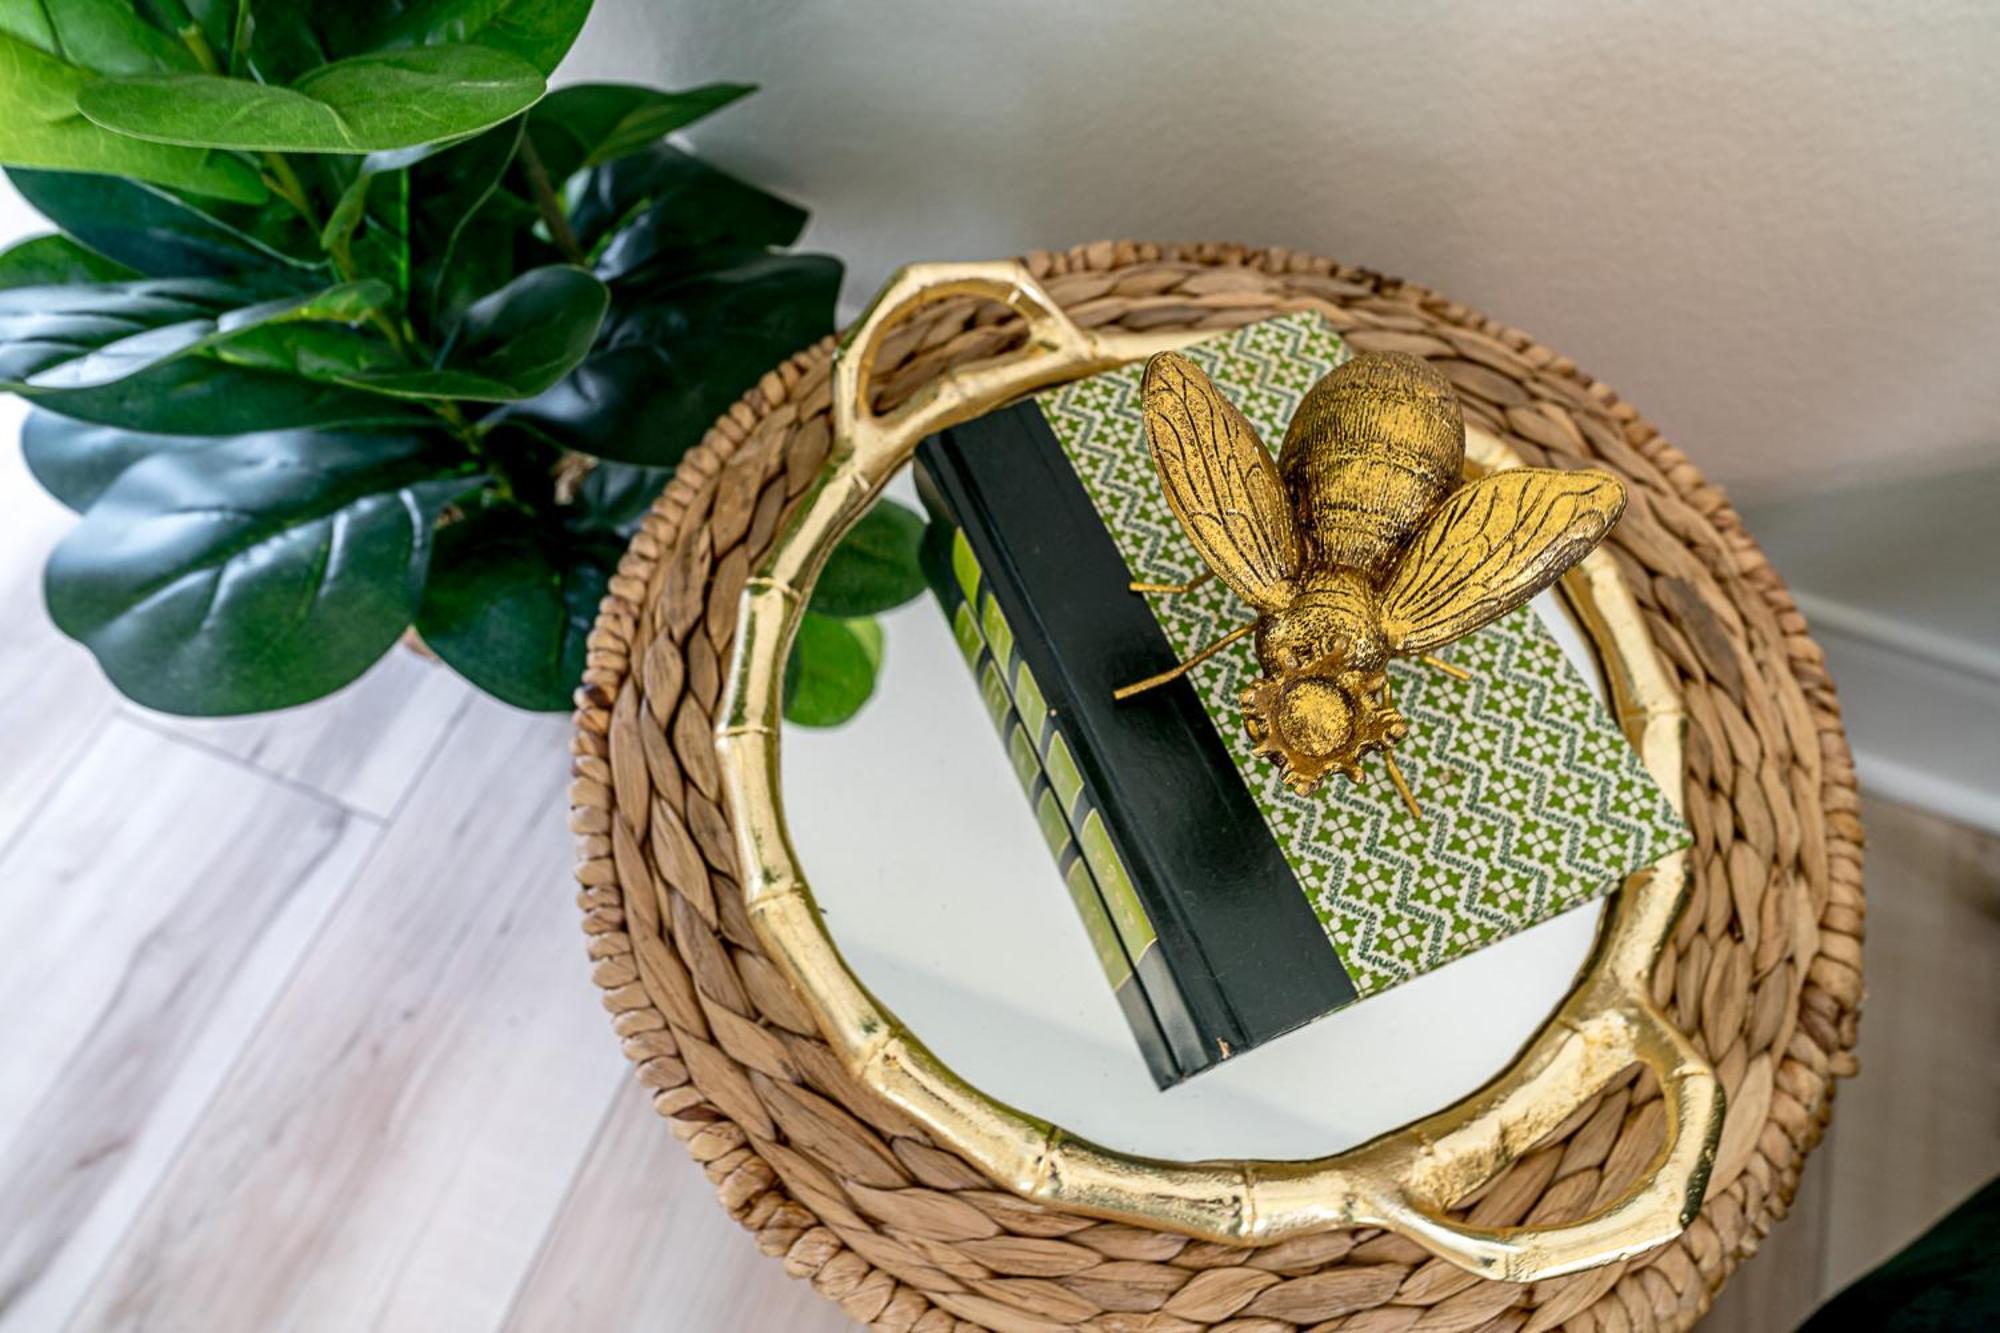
[{"x1": 569, "y1": 241, "x2": 1863, "y2": 1332}]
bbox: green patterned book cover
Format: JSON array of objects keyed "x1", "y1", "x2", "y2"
[{"x1": 916, "y1": 312, "x2": 1689, "y2": 1083}]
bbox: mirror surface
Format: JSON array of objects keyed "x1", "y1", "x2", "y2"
[{"x1": 782, "y1": 476, "x2": 1614, "y2": 1163}]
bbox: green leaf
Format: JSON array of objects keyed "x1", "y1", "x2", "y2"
[
  {"x1": 0, "y1": 277, "x2": 391, "y2": 392},
  {"x1": 372, "y1": 0, "x2": 593, "y2": 75},
  {"x1": 23, "y1": 354, "x2": 428, "y2": 435},
  {"x1": 207, "y1": 320, "x2": 405, "y2": 380},
  {"x1": 812, "y1": 500, "x2": 928, "y2": 618},
  {"x1": 526, "y1": 82, "x2": 752, "y2": 178},
  {"x1": 580, "y1": 146, "x2": 809, "y2": 280},
  {"x1": 783, "y1": 613, "x2": 885, "y2": 728},
  {"x1": 76, "y1": 44, "x2": 546, "y2": 154},
  {"x1": 20, "y1": 408, "x2": 223, "y2": 511},
  {"x1": 12, "y1": 0, "x2": 201, "y2": 75},
  {"x1": 407, "y1": 117, "x2": 528, "y2": 339},
  {"x1": 45, "y1": 430, "x2": 486, "y2": 715},
  {"x1": 224, "y1": 2, "x2": 360, "y2": 88},
  {"x1": 7, "y1": 168, "x2": 322, "y2": 278},
  {"x1": 343, "y1": 265, "x2": 607, "y2": 401},
  {"x1": 0, "y1": 233, "x2": 136, "y2": 289},
  {"x1": 0, "y1": 277, "x2": 252, "y2": 384},
  {"x1": 415, "y1": 506, "x2": 618, "y2": 711},
  {"x1": 0, "y1": 30, "x2": 266, "y2": 201},
  {"x1": 503, "y1": 251, "x2": 841, "y2": 464},
  {"x1": 567, "y1": 459, "x2": 670, "y2": 535},
  {"x1": 0, "y1": 274, "x2": 416, "y2": 431}
]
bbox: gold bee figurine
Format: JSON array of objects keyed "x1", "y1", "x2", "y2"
[{"x1": 1116, "y1": 351, "x2": 1627, "y2": 817}]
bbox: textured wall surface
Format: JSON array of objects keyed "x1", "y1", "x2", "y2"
[{"x1": 562, "y1": 0, "x2": 2000, "y2": 495}]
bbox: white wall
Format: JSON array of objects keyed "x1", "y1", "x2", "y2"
[{"x1": 561, "y1": 0, "x2": 2000, "y2": 497}]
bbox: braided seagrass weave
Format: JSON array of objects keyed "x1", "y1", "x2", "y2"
[{"x1": 569, "y1": 241, "x2": 1863, "y2": 1332}]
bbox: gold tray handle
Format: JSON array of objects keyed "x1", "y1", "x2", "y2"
[
  {"x1": 831, "y1": 261, "x2": 1193, "y2": 475},
  {"x1": 1369, "y1": 974, "x2": 1722, "y2": 1280},
  {"x1": 721, "y1": 259, "x2": 1722, "y2": 1282}
]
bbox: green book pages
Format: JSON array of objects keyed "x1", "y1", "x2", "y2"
[{"x1": 918, "y1": 512, "x2": 1207, "y2": 1086}]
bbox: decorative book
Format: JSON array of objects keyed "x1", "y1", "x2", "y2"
[{"x1": 914, "y1": 313, "x2": 1690, "y2": 1088}]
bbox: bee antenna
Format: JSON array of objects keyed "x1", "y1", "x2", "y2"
[{"x1": 1381, "y1": 751, "x2": 1423, "y2": 821}]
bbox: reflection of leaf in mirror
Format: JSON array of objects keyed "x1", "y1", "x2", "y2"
[
  {"x1": 811, "y1": 498, "x2": 927, "y2": 618},
  {"x1": 783, "y1": 613, "x2": 885, "y2": 728}
]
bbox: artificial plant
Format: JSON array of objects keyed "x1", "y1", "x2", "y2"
[{"x1": 0, "y1": 0, "x2": 923, "y2": 723}]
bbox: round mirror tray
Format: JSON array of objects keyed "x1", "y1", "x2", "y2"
[
  {"x1": 703, "y1": 262, "x2": 1724, "y2": 1282},
  {"x1": 788, "y1": 521, "x2": 1613, "y2": 1167}
]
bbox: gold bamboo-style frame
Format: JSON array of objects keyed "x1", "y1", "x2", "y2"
[{"x1": 715, "y1": 261, "x2": 1722, "y2": 1283}]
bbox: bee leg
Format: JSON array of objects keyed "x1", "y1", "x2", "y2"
[
  {"x1": 1129, "y1": 570, "x2": 1214, "y2": 596},
  {"x1": 1112, "y1": 620, "x2": 1255, "y2": 700},
  {"x1": 1381, "y1": 751, "x2": 1424, "y2": 821},
  {"x1": 1420, "y1": 653, "x2": 1472, "y2": 682}
]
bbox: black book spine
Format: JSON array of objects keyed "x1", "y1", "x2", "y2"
[
  {"x1": 915, "y1": 402, "x2": 1357, "y2": 1081},
  {"x1": 914, "y1": 505, "x2": 1196, "y2": 1085}
]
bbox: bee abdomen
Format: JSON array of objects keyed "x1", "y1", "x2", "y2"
[{"x1": 1278, "y1": 353, "x2": 1465, "y2": 579}]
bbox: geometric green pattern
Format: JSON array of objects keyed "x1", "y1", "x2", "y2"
[{"x1": 1036, "y1": 313, "x2": 1690, "y2": 997}]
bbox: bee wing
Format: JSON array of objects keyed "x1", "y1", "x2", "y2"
[
  {"x1": 1141, "y1": 352, "x2": 1301, "y2": 613},
  {"x1": 1379, "y1": 467, "x2": 1627, "y2": 653}
]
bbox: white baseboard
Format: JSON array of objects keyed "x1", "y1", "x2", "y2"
[
  {"x1": 1791, "y1": 591, "x2": 2000, "y2": 837},
  {"x1": 1848, "y1": 748, "x2": 2000, "y2": 837}
]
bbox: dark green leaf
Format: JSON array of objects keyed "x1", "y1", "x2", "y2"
[
  {"x1": 783, "y1": 613, "x2": 884, "y2": 727},
  {"x1": 0, "y1": 233, "x2": 137, "y2": 289},
  {"x1": 580, "y1": 146, "x2": 809, "y2": 280},
  {"x1": 812, "y1": 500, "x2": 928, "y2": 618},
  {"x1": 503, "y1": 251, "x2": 841, "y2": 464},
  {"x1": 20, "y1": 408, "x2": 223, "y2": 511},
  {"x1": 343, "y1": 265, "x2": 607, "y2": 401},
  {"x1": 373, "y1": 0, "x2": 593, "y2": 75},
  {"x1": 45, "y1": 429, "x2": 485, "y2": 715},
  {"x1": 76, "y1": 45, "x2": 546, "y2": 154},
  {"x1": 226, "y1": 0, "x2": 348, "y2": 85},
  {"x1": 0, "y1": 30, "x2": 266, "y2": 201},
  {"x1": 526, "y1": 82, "x2": 752, "y2": 179},
  {"x1": 7, "y1": 168, "x2": 323, "y2": 278},
  {"x1": 415, "y1": 506, "x2": 617, "y2": 710},
  {"x1": 0, "y1": 276, "x2": 249, "y2": 384},
  {"x1": 407, "y1": 117, "x2": 527, "y2": 339},
  {"x1": 0, "y1": 278, "x2": 389, "y2": 391},
  {"x1": 567, "y1": 458, "x2": 670, "y2": 535},
  {"x1": 14, "y1": 355, "x2": 429, "y2": 435}
]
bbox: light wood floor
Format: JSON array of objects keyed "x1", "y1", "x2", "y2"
[{"x1": 1, "y1": 410, "x2": 1994, "y2": 1332}]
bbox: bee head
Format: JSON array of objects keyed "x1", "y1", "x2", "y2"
[{"x1": 1242, "y1": 663, "x2": 1408, "y2": 796}]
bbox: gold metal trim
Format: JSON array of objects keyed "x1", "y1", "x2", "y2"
[{"x1": 716, "y1": 262, "x2": 1720, "y2": 1282}]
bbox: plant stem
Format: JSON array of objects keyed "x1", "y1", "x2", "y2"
[
  {"x1": 166, "y1": 1, "x2": 221, "y2": 73},
  {"x1": 168, "y1": 11, "x2": 332, "y2": 269},
  {"x1": 260, "y1": 152, "x2": 322, "y2": 225},
  {"x1": 173, "y1": 0, "x2": 504, "y2": 498},
  {"x1": 516, "y1": 134, "x2": 587, "y2": 266}
]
